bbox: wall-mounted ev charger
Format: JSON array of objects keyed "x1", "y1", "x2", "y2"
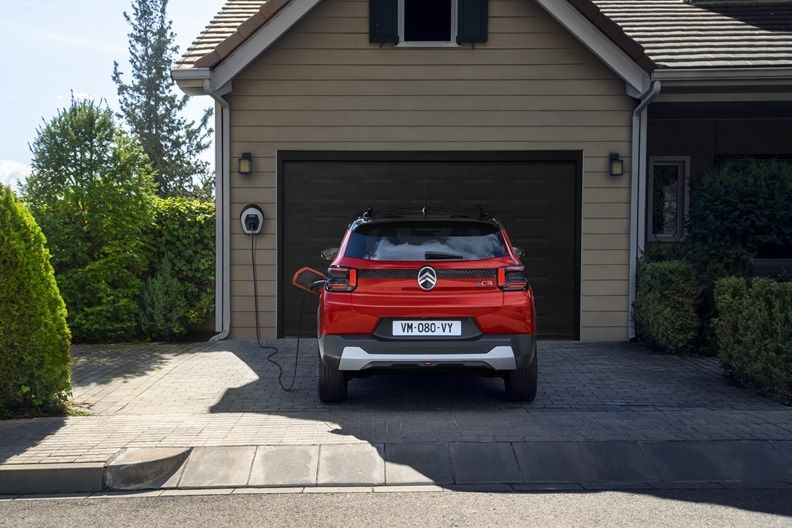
[
  {"x1": 242, "y1": 200, "x2": 309, "y2": 393},
  {"x1": 240, "y1": 204, "x2": 264, "y2": 235}
]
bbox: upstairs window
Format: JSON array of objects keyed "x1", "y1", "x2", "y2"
[
  {"x1": 400, "y1": 0, "x2": 457, "y2": 45},
  {"x1": 370, "y1": 0, "x2": 488, "y2": 46}
]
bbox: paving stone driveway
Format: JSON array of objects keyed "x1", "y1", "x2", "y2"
[{"x1": 1, "y1": 340, "x2": 791, "y2": 465}]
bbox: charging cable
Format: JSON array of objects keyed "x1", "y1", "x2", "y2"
[{"x1": 251, "y1": 235, "x2": 314, "y2": 392}]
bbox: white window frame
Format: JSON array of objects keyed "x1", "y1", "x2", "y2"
[
  {"x1": 647, "y1": 156, "x2": 691, "y2": 243},
  {"x1": 397, "y1": 0, "x2": 459, "y2": 47}
]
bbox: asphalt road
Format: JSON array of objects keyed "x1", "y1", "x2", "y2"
[{"x1": 2, "y1": 489, "x2": 792, "y2": 528}]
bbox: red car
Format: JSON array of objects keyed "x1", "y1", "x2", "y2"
[{"x1": 293, "y1": 209, "x2": 537, "y2": 403}]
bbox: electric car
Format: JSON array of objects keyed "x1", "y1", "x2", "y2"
[{"x1": 292, "y1": 209, "x2": 538, "y2": 403}]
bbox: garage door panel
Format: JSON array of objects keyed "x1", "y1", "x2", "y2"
[{"x1": 279, "y1": 154, "x2": 580, "y2": 339}]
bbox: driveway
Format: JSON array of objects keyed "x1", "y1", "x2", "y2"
[
  {"x1": 1, "y1": 341, "x2": 791, "y2": 492},
  {"x1": 1, "y1": 340, "x2": 789, "y2": 461}
]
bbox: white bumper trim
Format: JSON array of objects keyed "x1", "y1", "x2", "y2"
[{"x1": 337, "y1": 346, "x2": 517, "y2": 372}]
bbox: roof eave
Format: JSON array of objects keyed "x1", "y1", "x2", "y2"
[
  {"x1": 171, "y1": 67, "x2": 212, "y2": 96},
  {"x1": 653, "y1": 67, "x2": 792, "y2": 82}
]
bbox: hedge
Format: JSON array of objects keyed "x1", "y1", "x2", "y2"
[
  {"x1": 715, "y1": 277, "x2": 792, "y2": 402},
  {"x1": 685, "y1": 160, "x2": 792, "y2": 284},
  {"x1": 635, "y1": 260, "x2": 701, "y2": 354},
  {"x1": 23, "y1": 101, "x2": 156, "y2": 342},
  {"x1": 0, "y1": 185, "x2": 72, "y2": 416},
  {"x1": 139, "y1": 198, "x2": 215, "y2": 340}
]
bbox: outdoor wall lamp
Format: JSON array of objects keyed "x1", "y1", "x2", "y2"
[
  {"x1": 238, "y1": 152, "x2": 253, "y2": 176},
  {"x1": 609, "y1": 153, "x2": 624, "y2": 177}
]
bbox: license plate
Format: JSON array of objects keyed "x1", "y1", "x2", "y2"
[{"x1": 392, "y1": 320, "x2": 462, "y2": 337}]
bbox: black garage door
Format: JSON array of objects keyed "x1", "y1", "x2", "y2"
[{"x1": 278, "y1": 152, "x2": 581, "y2": 340}]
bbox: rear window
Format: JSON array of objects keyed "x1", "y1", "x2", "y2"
[{"x1": 345, "y1": 221, "x2": 508, "y2": 261}]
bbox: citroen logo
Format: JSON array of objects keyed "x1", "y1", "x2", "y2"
[{"x1": 417, "y1": 266, "x2": 437, "y2": 291}]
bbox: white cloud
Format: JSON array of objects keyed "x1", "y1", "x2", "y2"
[{"x1": 0, "y1": 160, "x2": 32, "y2": 190}]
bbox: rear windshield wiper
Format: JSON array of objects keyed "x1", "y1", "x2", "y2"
[{"x1": 425, "y1": 251, "x2": 464, "y2": 260}]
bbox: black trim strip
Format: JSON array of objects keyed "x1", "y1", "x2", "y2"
[{"x1": 358, "y1": 268, "x2": 498, "y2": 279}]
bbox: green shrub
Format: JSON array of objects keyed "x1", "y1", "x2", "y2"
[
  {"x1": 139, "y1": 197, "x2": 214, "y2": 340},
  {"x1": 635, "y1": 260, "x2": 702, "y2": 354},
  {"x1": 0, "y1": 185, "x2": 71, "y2": 416},
  {"x1": 685, "y1": 160, "x2": 792, "y2": 284},
  {"x1": 714, "y1": 277, "x2": 792, "y2": 402},
  {"x1": 643, "y1": 243, "x2": 685, "y2": 264},
  {"x1": 22, "y1": 100, "x2": 155, "y2": 342}
]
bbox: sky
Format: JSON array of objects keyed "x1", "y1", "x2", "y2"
[{"x1": 0, "y1": 0, "x2": 224, "y2": 190}]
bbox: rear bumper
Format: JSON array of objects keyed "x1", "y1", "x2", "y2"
[{"x1": 319, "y1": 334, "x2": 536, "y2": 372}]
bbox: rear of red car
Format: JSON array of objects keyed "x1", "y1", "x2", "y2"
[{"x1": 315, "y1": 213, "x2": 538, "y2": 402}]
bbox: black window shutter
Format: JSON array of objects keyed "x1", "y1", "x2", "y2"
[
  {"x1": 457, "y1": 0, "x2": 488, "y2": 43},
  {"x1": 369, "y1": 0, "x2": 399, "y2": 43}
]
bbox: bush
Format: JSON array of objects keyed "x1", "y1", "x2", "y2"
[
  {"x1": 635, "y1": 260, "x2": 702, "y2": 353},
  {"x1": 715, "y1": 277, "x2": 792, "y2": 402},
  {"x1": 643, "y1": 243, "x2": 684, "y2": 264},
  {"x1": 685, "y1": 160, "x2": 792, "y2": 284},
  {"x1": 139, "y1": 197, "x2": 215, "y2": 340},
  {"x1": 0, "y1": 185, "x2": 71, "y2": 416},
  {"x1": 22, "y1": 100, "x2": 156, "y2": 342}
]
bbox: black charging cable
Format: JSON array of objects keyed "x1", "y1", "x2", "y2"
[{"x1": 251, "y1": 234, "x2": 313, "y2": 392}]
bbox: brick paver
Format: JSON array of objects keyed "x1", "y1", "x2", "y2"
[{"x1": 1, "y1": 341, "x2": 790, "y2": 465}]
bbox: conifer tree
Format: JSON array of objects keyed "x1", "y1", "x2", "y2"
[{"x1": 113, "y1": 0, "x2": 212, "y2": 198}]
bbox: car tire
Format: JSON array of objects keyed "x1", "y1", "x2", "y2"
[
  {"x1": 504, "y1": 350, "x2": 538, "y2": 402},
  {"x1": 318, "y1": 357, "x2": 347, "y2": 403}
]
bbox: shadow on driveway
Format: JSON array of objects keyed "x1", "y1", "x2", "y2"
[{"x1": 207, "y1": 339, "x2": 792, "y2": 517}]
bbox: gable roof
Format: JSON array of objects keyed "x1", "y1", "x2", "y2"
[{"x1": 175, "y1": 0, "x2": 792, "y2": 73}]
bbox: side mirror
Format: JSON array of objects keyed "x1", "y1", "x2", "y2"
[
  {"x1": 512, "y1": 246, "x2": 525, "y2": 259},
  {"x1": 320, "y1": 247, "x2": 339, "y2": 261},
  {"x1": 291, "y1": 267, "x2": 327, "y2": 295}
]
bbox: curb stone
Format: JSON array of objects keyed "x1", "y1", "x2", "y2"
[{"x1": 3, "y1": 440, "x2": 792, "y2": 495}]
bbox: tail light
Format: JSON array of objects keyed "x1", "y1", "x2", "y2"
[
  {"x1": 498, "y1": 266, "x2": 528, "y2": 291},
  {"x1": 325, "y1": 267, "x2": 357, "y2": 292}
]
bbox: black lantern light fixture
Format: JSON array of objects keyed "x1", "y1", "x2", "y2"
[
  {"x1": 238, "y1": 152, "x2": 253, "y2": 176},
  {"x1": 609, "y1": 153, "x2": 624, "y2": 177}
]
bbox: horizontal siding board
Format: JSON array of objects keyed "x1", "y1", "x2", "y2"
[
  {"x1": 230, "y1": 126, "x2": 632, "y2": 143},
  {"x1": 580, "y1": 327, "x2": 628, "y2": 341},
  {"x1": 227, "y1": 95, "x2": 635, "y2": 112},
  {"x1": 236, "y1": 63, "x2": 620, "y2": 81},
  {"x1": 582, "y1": 250, "x2": 629, "y2": 265},
  {"x1": 582, "y1": 295, "x2": 628, "y2": 312},
  {"x1": 582, "y1": 219, "x2": 630, "y2": 235},
  {"x1": 582, "y1": 203, "x2": 631, "y2": 220},
  {"x1": 257, "y1": 48, "x2": 605, "y2": 66},
  {"x1": 231, "y1": 110, "x2": 631, "y2": 127},
  {"x1": 582, "y1": 264, "x2": 630, "y2": 280},
  {"x1": 232, "y1": 281, "x2": 276, "y2": 298},
  {"x1": 229, "y1": 79, "x2": 626, "y2": 96},
  {"x1": 583, "y1": 311, "x2": 629, "y2": 327},
  {"x1": 582, "y1": 280, "x2": 629, "y2": 296},
  {"x1": 229, "y1": 143, "x2": 631, "y2": 158}
]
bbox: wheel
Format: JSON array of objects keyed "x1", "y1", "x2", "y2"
[
  {"x1": 504, "y1": 349, "x2": 538, "y2": 402},
  {"x1": 317, "y1": 356, "x2": 347, "y2": 403}
]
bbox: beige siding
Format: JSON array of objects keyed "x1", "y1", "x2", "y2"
[{"x1": 225, "y1": 0, "x2": 635, "y2": 341}]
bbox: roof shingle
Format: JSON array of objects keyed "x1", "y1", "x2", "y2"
[
  {"x1": 589, "y1": 0, "x2": 792, "y2": 68},
  {"x1": 174, "y1": 0, "x2": 289, "y2": 69}
]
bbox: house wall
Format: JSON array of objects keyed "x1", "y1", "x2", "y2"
[{"x1": 224, "y1": 0, "x2": 637, "y2": 341}]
